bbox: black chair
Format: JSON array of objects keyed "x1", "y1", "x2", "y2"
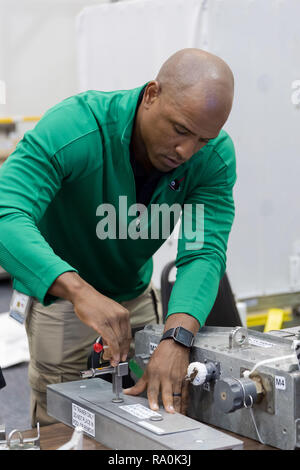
[
  {"x1": 0, "y1": 366, "x2": 6, "y2": 390},
  {"x1": 160, "y1": 260, "x2": 242, "y2": 327}
]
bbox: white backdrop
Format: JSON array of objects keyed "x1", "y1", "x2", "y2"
[
  {"x1": 0, "y1": 0, "x2": 108, "y2": 118},
  {"x1": 76, "y1": 0, "x2": 208, "y2": 288},
  {"x1": 76, "y1": 0, "x2": 300, "y2": 300},
  {"x1": 205, "y1": 0, "x2": 300, "y2": 298},
  {"x1": 76, "y1": 0, "x2": 207, "y2": 92}
]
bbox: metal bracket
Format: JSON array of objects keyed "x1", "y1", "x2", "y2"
[
  {"x1": 229, "y1": 327, "x2": 249, "y2": 349},
  {"x1": 80, "y1": 362, "x2": 128, "y2": 404},
  {"x1": 0, "y1": 423, "x2": 40, "y2": 450},
  {"x1": 240, "y1": 368, "x2": 275, "y2": 415}
]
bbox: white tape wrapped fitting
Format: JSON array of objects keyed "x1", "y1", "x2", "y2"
[{"x1": 187, "y1": 362, "x2": 208, "y2": 386}]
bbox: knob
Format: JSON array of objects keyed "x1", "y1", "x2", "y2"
[{"x1": 214, "y1": 377, "x2": 258, "y2": 413}]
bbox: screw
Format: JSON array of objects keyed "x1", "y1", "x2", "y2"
[{"x1": 150, "y1": 415, "x2": 163, "y2": 422}]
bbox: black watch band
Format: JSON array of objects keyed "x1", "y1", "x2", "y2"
[{"x1": 160, "y1": 326, "x2": 194, "y2": 348}]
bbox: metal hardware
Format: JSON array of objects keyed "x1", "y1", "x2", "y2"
[
  {"x1": 80, "y1": 362, "x2": 128, "y2": 404},
  {"x1": 229, "y1": 327, "x2": 249, "y2": 349},
  {"x1": 134, "y1": 324, "x2": 300, "y2": 449},
  {"x1": 0, "y1": 423, "x2": 40, "y2": 450}
]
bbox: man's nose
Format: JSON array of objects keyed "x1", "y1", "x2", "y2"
[{"x1": 175, "y1": 139, "x2": 197, "y2": 162}]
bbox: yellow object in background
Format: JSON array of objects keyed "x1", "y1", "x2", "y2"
[
  {"x1": 246, "y1": 308, "x2": 292, "y2": 330},
  {"x1": 263, "y1": 308, "x2": 286, "y2": 332},
  {"x1": 0, "y1": 116, "x2": 40, "y2": 125}
]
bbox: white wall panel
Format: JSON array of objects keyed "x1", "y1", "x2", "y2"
[
  {"x1": 76, "y1": 0, "x2": 208, "y2": 290},
  {"x1": 76, "y1": 0, "x2": 300, "y2": 299},
  {"x1": 205, "y1": 0, "x2": 300, "y2": 298},
  {"x1": 76, "y1": 0, "x2": 207, "y2": 92},
  {"x1": 0, "y1": 0, "x2": 108, "y2": 117}
]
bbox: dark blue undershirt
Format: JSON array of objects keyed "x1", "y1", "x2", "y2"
[{"x1": 130, "y1": 87, "x2": 165, "y2": 207}]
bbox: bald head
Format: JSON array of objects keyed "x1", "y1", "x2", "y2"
[
  {"x1": 132, "y1": 49, "x2": 234, "y2": 173},
  {"x1": 156, "y1": 48, "x2": 234, "y2": 123}
]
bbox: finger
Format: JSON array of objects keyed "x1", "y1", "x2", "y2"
[
  {"x1": 119, "y1": 325, "x2": 132, "y2": 362},
  {"x1": 100, "y1": 339, "x2": 112, "y2": 361},
  {"x1": 102, "y1": 347, "x2": 111, "y2": 361},
  {"x1": 123, "y1": 376, "x2": 147, "y2": 395},
  {"x1": 120, "y1": 339, "x2": 132, "y2": 363},
  {"x1": 119, "y1": 314, "x2": 132, "y2": 362},
  {"x1": 161, "y1": 381, "x2": 175, "y2": 414},
  {"x1": 100, "y1": 327, "x2": 121, "y2": 366},
  {"x1": 172, "y1": 393, "x2": 182, "y2": 413},
  {"x1": 180, "y1": 382, "x2": 189, "y2": 415},
  {"x1": 172, "y1": 379, "x2": 184, "y2": 413},
  {"x1": 105, "y1": 318, "x2": 129, "y2": 366},
  {"x1": 147, "y1": 375, "x2": 161, "y2": 412}
]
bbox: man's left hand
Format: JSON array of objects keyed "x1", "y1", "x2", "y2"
[
  {"x1": 123, "y1": 339, "x2": 190, "y2": 414},
  {"x1": 123, "y1": 312, "x2": 200, "y2": 414}
]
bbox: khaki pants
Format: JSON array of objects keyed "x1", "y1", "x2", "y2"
[{"x1": 25, "y1": 282, "x2": 162, "y2": 427}]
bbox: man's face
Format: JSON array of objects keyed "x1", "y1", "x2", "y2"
[{"x1": 139, "y1": 83, "x2": 224, "y2": 173}]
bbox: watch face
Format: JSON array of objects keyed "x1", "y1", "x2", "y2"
[{"x1": 175, "y1": 327, "x2": 194, "y2": 347}]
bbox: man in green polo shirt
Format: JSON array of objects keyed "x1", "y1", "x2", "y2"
[{"x1": 0, "y1": 48, "x2": 236, "y2": 425}]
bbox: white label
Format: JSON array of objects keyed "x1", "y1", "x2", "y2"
[
  {"x1": 138, "y1": 421, "x2": 164, "y2": 434},
  {"x1": 11, "y1": 292, "x2": 30, "y2": 314},
  {"x1": 119, "y1": 403, "x2": 161, "y2": 420},
  {"x1": 9, "y1": 290, "x2": 32, "y2": 324},
  {"x1": 72, "y1": 403, "x2": 95, "y2": 436},
  {"x1": 275, "y1": 376, "x2": 286, "y2": 390},
  {"x1": 248, "y1": 337, "x2": 274, "y2": 348},
  {"x1": 150, "y1": 342, "x2": 158, "y2": 355}
]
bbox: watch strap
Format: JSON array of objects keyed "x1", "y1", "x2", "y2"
[
  {"x1": 160, "y1": 326, "x2": 194, "y2": 348},
  {"x1": 161, "y1": 328, "x2": 175, "y2": 340}
]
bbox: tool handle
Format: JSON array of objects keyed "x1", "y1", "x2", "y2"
[{"x1": 87, "y1": 336, "x2": 104, "y2": 369}]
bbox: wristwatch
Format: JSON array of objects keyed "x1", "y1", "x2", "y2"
[{"x1": 160, "y1": 326, "x2": 195, "y2": 348}]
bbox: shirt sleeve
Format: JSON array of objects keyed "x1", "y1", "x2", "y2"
[
  {"x1": 0, "y1": 115, "x2": 81, "y2": 305},
  {"x1": 166, "y1": 133, "x2": 237, "y2": 327}
]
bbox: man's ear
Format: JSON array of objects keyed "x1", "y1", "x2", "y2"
[{"x1": 143, "y1": 80, "x2": 161, "y2": 109}]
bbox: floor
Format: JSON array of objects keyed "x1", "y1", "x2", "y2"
[{"x1": 0, "y1": 278, "x2": 31, "y2": 435}]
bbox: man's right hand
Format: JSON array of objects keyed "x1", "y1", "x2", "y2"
[{"x1": 48, "y1": 272, "x2": 131, "y2": 366}]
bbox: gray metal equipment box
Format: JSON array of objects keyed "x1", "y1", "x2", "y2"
[
  {"x1": 134, "y1": 324, "x2": 300, "y2": 450},
  {"x1": 47, "y1": 378, "x2": 243, "y2": 450}
]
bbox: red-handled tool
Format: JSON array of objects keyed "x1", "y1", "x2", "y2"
[
  {"x1": 82, "y1": 335, "x2": 128, "y2": 404},
  {"x1": 93, "y1": 339, "x2": 104, "y2": 354},
  {"x1": 88, "y1": 336, "x2": 105, "y2": 369}
]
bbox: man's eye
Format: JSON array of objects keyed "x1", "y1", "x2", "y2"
[{"x1": 174, "y1": 126, "x2": 187, "y2": 135}]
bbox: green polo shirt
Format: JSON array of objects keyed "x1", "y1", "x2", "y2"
[{"x1": 0, "y1": 84, "x2": 236, "y2": 326}]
